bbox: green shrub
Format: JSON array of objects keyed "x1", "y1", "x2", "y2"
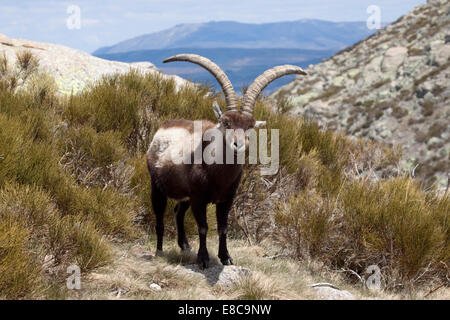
[
  {"x1": 0, "y1": 183, "x2": 112, "y2": 298},
  {"x1": 1, "y1": 51, "x2": 448, "y2": 297},
  {"x1": 0, "y1": 212, "x2": 42, "y2": 299},
  {"x1": 274, "y1": 178, "x2": 449, "y2": 287}
]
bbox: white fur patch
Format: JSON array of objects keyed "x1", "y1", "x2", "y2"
[{"x1": 149, "y1": 127, "x2": 199, "y2": 165}]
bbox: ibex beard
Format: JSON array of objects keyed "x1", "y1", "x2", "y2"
[{"x1": 146, "y1": 54, "x2": 306, "y2": 268}]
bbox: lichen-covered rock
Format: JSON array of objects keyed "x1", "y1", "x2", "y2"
[
  {"x1": 382, "y1": 47, "x2": 408, "y2": 73},
  {"x1": 272, "y1": 0, "x2": 450, "y2": 188}
]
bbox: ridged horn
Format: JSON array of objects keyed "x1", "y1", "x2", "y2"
[
  {"x1": 241, "y1": 65, "x2": 307, "y2": 115},
  {"x1": 163, "y1": 54, "x2": 238, "y2": 111}
]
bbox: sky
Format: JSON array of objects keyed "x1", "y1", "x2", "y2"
[{"x1": 0, "y1": 0, "x2": 426, "y2": 53}]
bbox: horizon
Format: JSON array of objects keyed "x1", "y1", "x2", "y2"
[{"x1": 0, "y1": 0, "x2": 426, "y2": 53}]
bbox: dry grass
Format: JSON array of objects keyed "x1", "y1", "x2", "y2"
[
  {"x1": 274, "y1": 179, "x2": 449, "y2": 290},
  {"x1": 1, "y1": 52, "x2": 448, "y2": 299},
  {"x1": 65, "y1": 236, "x2": 449, "y2": 300}
]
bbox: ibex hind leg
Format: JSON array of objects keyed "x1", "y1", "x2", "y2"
[
  {"x1": 175, "y1": 201, "x2": 191, "y2": 251},
  {"x1": 151, "y1": 180, "x2": 167, "y2": 253}
]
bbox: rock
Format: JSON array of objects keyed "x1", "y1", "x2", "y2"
[
  {"x1": 184, "y1": 264, "x2": 252, "y2": 287},
  {"x1": 381, "y1": 47, "x2": 408, "y2": 73},
  {"x1": 347, "y1": 68, "x2": 361, "y2": 79},
  {"x1": 291, "y1": 92, "x2": 319, "y2": 107},
  {"x1": 149, "y1": 283, "x2": 162, "y2": 291},
  {"x1": 362, "y1": 56, "x2": 383, "y2": 85},
  {"x1": 332, "y1": 76, "x2": 345, "y2": 87},
  {"x1": 310, "y1": 283, "x2": 355, "y2": 300},
  {"x1": 111, "y1": 286, "x2": 130, "y2": 298},
  {"x1": 271, "y1": 0, "x2": 450, "y2": 189},
  {"x1": 427, "y1": 137, "x2": 442, "y2": 146},
  {"x1": 43, "y1": 254, "x2": 55, "y2": 269},
  {"x1": 0, "y1": 33, "x2": 187, "y2": 95},
  {"x1": 432, "y1": 43, "x2": 450, "y2": 66}
]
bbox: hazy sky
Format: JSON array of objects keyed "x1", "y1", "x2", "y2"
[{"x1": 0, "y1": 0, "x2": 426, "y2": 53}]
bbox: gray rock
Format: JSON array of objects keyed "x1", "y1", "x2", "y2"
[
  {"x1": 184, "y1": 264, "x2": 252, "y2": 287},
  {"x1": 310, "y1": 283, "x2": 355, "y2": 300},
  {"x1": 0, "y1": 33, "x2": 187, "y2": 95},
  {"x1": 271, "y1": 0, "x2": 450, "y2": 189},
  {"x1": 381, "y1": 47, "x2": 408, "y2": 73},
  {"x1": 149, "y1": 283, "x2": 162, "y2": 291}
]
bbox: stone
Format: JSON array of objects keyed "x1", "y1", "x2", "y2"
[
  {"x1": 184, "y1": 264, "x2": 252, "y2": 287},
  {"x1": 310, "y1": 283, "x2": 355, "y2": 300},
  {"x1": 432, "y1": 44, "x2": 450, "y2": 66},
  {"x1": 381, "y1": 47, "x2": 408, "y2": 73},
  {"x1": 149, "y1": 283, "x2": 162, "y2": 291},
  {"x1": 347, "y1": 68, "x2": 361, "y2": 79},
  {"x1": 291, "y1": 92, "x2": 318, "y2": 106},
  {"x1": 363, "y1": 56, "x2": 383, "y2": 85},
  {"x1": 0, "y1": 34, "x2": 187, "y2": 95},
  {"x1": 427, "y1": 137, "x2": 442, "y2": 146}
]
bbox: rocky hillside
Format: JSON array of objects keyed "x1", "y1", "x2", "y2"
[
  {"x1": 273, "y1": 0, "x2": 449, "y2": 188},
  {"x1": 0, "y1": 33, "x2": 185, "y2": 95}
]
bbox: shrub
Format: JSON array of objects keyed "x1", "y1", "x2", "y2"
[
  {"x1": 274, "y1": 178, "x2": 449, "y2": 287},
  {"x1": 0, "y1": 183, "x2": 112, "y2": 298},
  {"x1": 1, "y1": 51, "x2": 448, "y2": 297}
]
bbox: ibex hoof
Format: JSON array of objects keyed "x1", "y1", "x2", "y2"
[
  {"x1": 181, "y1": 243, "x2": 191, "y2": 252},
  {"x1": 197, "y1": 252, "x2": 210, "y2": 269},
  {"x1": 221, "y1": 258, "x2": 234, "y2": 266}
]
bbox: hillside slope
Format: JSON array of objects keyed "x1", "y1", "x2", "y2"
[
  {"x1": 1, "y1": 36, "x2": 448, "y2": 300},
  {"x1": 94, "y1": 20, "x2": 375, "y2": 54},
  {"x1": 273, "y1": 0, "x2": 450, "y2": 187},
  {"x1": 0, "y1": 33, "x2": 185, "y2": 95}
]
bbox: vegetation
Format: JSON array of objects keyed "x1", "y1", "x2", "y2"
[{"x1": 0, "y1": 52, "x2": 448, "y2": 299}]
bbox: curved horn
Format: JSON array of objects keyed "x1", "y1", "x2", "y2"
[
  {"x1": 163, "y1": 54, "x2": 238, "y2": 111},
  {"x1": 241, "y1": 65, "x2": 307, "y2": 115}
]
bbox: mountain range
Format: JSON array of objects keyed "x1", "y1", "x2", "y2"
[
  {"x1": 94, "y1": 20, "x2": 377, "y2": 92},
  {"x1": 94, "y1": 20, "x2": 375, "y2": 54}
]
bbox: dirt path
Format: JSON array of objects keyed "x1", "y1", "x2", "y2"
[{"x1": 66, "y1": 236, "x2": 436, "y2": 300}]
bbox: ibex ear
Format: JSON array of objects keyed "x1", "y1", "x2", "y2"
[
  {"x1": 212, "y1": 101, "x2": 223, "y2": 120},
  {"x1": 255, "y1": 121, "x2": 266, "y2": 128}
]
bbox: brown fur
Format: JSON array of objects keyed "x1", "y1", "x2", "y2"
[{"x1": 146, "y1": 111, "x2": 256, "y2": 268}]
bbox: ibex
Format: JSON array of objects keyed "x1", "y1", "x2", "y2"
[{"x1": 147, "y1": 54, "x2": 306, "y2": 268}]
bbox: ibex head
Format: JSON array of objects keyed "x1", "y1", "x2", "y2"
[{"x1": 163, "y1": 54, "x2": 307, "y2": 153}]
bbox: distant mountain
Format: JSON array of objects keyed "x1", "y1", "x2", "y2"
[
  {"x1": 93, "y1": 20, "x2": 377, "y2": 93},
  {"x1": 95, "y1": 47, "x2": 335, "y2": 93},
  {"x1": 94, "y1": 20, "x2": 375, "y2": 54}
]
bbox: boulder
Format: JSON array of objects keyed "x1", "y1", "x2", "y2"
[
  {"x1": 381, "y1": 47, "x2": 408, "y2": 73},
  {"x1": 184, "y1": 264, "x2": 252, "y2": 287},
  {"x1": 310, "y1": 283, "x2": 355, "y2": 300}
]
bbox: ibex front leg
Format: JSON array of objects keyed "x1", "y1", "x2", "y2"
[
  {"x1": 216, "y1": 199, "x2": 233, "y2": 265},
  {"x1": 191, "y1": 200, "x2": 209, "y2": 269}
]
